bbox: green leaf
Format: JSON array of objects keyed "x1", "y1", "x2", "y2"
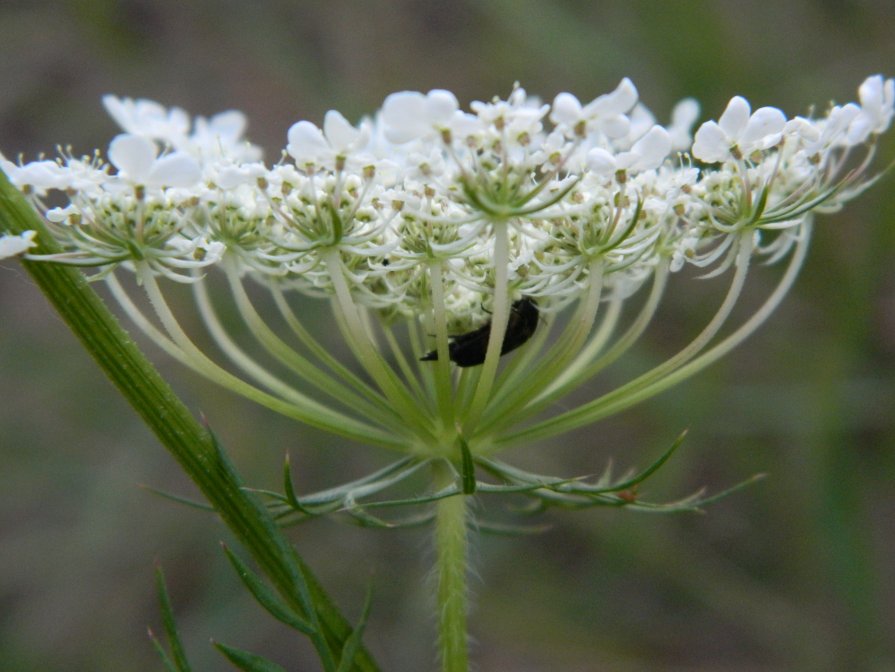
[
  {"x1": 335, "y1": 585, "x2": 374, "y2": 672},
  {"x1": 154, "y1": 566, "x2": 192, "y2": 672},
  {"x1": 304, "y1": 457, "x2": 425, "y2": 506},
  {"x1": 340, "y1": 501, "x2": 436, "y2": 529},
  {"x1": 342, "y1": 504, "x2": 401, "y2": 528},
  {"x1": 352, "y1": 484, "x2": 460, "y2": 510},
  {"x1": 474, "y1": 431, "x2": 765, "y2": 514},
  {"x1": 147, "y1": 628, "x2": 179, "y2": 672},
  {"x1": 594, "y1": 429, "x2": 688, "y2": 493},
  {"x1": 686, "y1": 472, "x2": 767, "y2": 509},
  {"x1": 477, "y1": 430, "x2": 687, "y2": 498},
  {"x1": 475, "y1": 478, "x2": 580, "y2": 494},
  {"x1": 213, "y1": 641, "x2": 287, "y2": 672},
  {"x1": 203, "y1": 432, "x2": 337, "y2": 670},
  {"x1": 475, "y1": 520, "x2": 553, "y2": 536},
  {"x1": 139, "y1": 484, "x2": 216, "y2": 512},
  {"x1": 254, "y1": 457, "x2": 422, "y2": 509},
  {"x1": 222, "y1": 544, "x2": 315, "y2": 635},
  {"x1": 282, "y1": 452, "x2": 311, "y2": 514}
]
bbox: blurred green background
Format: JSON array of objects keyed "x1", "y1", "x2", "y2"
[{"x1": 1, "y1": 1, "x2": 894, "y2": 670}]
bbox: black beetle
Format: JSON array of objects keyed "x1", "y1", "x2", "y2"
[{"x1": 420, "y1": 297, "x2": 539, "y2": 367}]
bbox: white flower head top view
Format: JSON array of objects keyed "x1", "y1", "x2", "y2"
[{"x1": 2, "y1": 75, "x2": 892, "y2": 519}]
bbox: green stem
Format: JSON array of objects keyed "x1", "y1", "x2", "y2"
[
  {"x1": 463, "y1": 220, "x2": 510, "y2": 431},
  {"x1": 0, "y1": 172, "x2": 379, "y2": 671},
  {"x1": 323, "y1": 248, "x2": 436, "y2": 442},
  {"x1": 434, "y1": 466, "x2": 470, "y2": 672},
  {"x1": 428, "y1": 259, "x2": 457, "y2": 430},
  {"x1": 489, "y1": 232, "x2": 755, "y2": 450}
]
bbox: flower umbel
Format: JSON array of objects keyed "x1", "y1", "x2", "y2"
[
  {"x1": 2, "y1": 77, "x2": 892, "y2": 516},
  {"x1": 4, "y1": 75, "x2": 892, "y2": 672}
]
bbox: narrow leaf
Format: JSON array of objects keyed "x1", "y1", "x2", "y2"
[
  {"x1": 213, "y1": 641, "x2": 288, "y2": 672},
  {"x1": 475, "y1": 520, "x2": 553, "y2": 536},
  {"x1": 140, "y1": 484, "x2": 216, "y2": 512},
  {"x1": 475, "y1": 478, "x2": 579, "y2": 494},
  {"x1": 275, "y1": 457, "x2": 422, "y2": 508},
  {"x1": 475, "y1": 457, "x2": 585, "y2": 490},
  {"x1": 335, "y1": 585, "x2": 374, "y2": 672},
  {"x1": 155, "y1": 566, "x2": 192, "y2": 672},
  {"x1": 688, "y1": 472, "x2": 767, "y2": 508},
  {"x1": 354, "y1": 484, "x2": 460, "y2": 510},
  {"x1": 601, "y1": 429, "x2": 689, "y2": 492},
  {"x1": 282, "y1": 452, "x2": 311, "y2": 514},
  {"x1": 343, "y1": 505, "x2": 399, "y2": 528},
  {"x1": 147, "y1": 627, "x2": 178, "y2": 672},
  {"x1": 222, "y1": 544, "x2": 315, "y2": 635}
]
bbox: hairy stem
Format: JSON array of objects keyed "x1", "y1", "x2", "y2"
[{"x1": 434, "y1": 465, "x2": 470, "y2": 672}]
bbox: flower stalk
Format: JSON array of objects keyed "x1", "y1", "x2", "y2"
[{"x1": 433, "y1": 464, "x2": 471, "y2": 672}]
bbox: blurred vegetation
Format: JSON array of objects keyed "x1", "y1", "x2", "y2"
[{"x1": 1, "y1": 1, "x2": 893, "y2": 670}]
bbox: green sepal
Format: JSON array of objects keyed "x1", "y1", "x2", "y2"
[
  {"x1": 213, "y1": 641, "x2": 287, "y2": 672},
  {"x1": 222, "y1": 544, "x2": 315, "y2": 635},
  {"x1": 153, "y1": 566, "x2": 193, "y2": 672}
]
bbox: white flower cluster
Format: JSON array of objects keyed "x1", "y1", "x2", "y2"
[
  {"x1": 3, "y1": 76, "x2": 890, "y2": 329},
  {"x1": 1, "y1": 76, "x2": 892, "y2": 455}
]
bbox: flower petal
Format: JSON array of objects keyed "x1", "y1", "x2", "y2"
[
  {"x1": 585, "y1": 147, "x2": 616, "y2": 174},
  {"x1": 323, "y1": 110, "x2": 361, "y2": 151},
  {"x1": 668, "y1": 98, "x2": 700, "y2": 150},
  {"x1": 381, "y1": 91, "x2": 428, "y2": 143},
  {"x1": 108, "y1": 134, "x2": 157, "y2": 180},
  {"x1": 717, "y1": 96, "x2": 751, "y2": 137},
  {"x1": 602, "y1": 115, "x2": 632, "y2": 139},
  {"x1": 425, "y1": 89, "x2": 459, "y2": 124},
  {"x1": 691, "y1": 121, "x2": 728, "y2": 162},
  {"x1": 147, "y1": 152, "x2": 201, "y2": 187},
  {"x1": 287, "y1": 121, "x2": 330, "y2": 164},
  {"x1": 0, "y1": 230, "x2": 37, "y2": 259},
  {"x1": 629, "y1": 125, "x2": 672, "y2": 171},
  {"x1": 591, "y1": 78, "x2": 638, "y2": 116},
  {"x1": 739, "y1": 106, "x2": 787, "y2": 150},
  {"x1": 551, "y1": 92, "x2": 582, "y2": 125},
  {"x1": 207, "y1": 110, "x2": 248, "y2": 138}
]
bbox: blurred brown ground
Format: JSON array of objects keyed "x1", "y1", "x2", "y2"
[{"x1": 1, "y1": 1, "x2": 894, "y2": 670}]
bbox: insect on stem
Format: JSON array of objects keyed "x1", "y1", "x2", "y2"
[{"x1": 421, "y1": 297, "x2": 539, "y2": 367}]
